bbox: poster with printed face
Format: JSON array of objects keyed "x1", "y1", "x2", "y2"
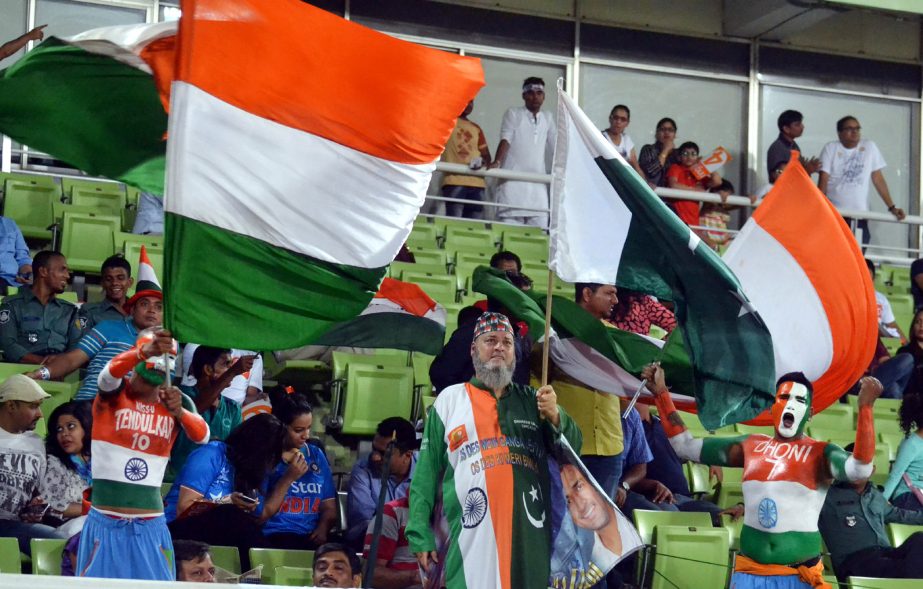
[{"x1": 548, "y1": 437, "x2": 642, "y2": 589}]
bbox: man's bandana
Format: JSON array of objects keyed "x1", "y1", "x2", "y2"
[
  {"x1": 473, "y1": 312, "x2": 514, "y2": 340},
  {"x1": 523, "y1": 83, "x2": 544, "y2": 93}
]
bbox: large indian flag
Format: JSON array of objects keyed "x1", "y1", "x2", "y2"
[
  {"x1": 163, "y1": 0, "x2": 484, "y2": 350},
  {"x1": 723, "y1": 152, "x2": 877, "y2": 423}
]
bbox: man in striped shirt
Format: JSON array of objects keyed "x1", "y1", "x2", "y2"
[
  {"x1": 642, "y1": 363, "x2": 881, "y2": 588},
  {"x1": 76, "y1": 327, "x2": 209, "y2": 581}
]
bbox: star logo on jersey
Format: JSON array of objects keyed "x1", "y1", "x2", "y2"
[{"x1": 522, "y1": 485, "x2": 545, "y2": 528}]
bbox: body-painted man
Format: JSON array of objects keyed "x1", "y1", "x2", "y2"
[
  {"x1": 77, "y1": 327, "x2": 210, "y2": 581},
  {"x1": 641, "y1": 364, "x2": 881, "y2": 589}
]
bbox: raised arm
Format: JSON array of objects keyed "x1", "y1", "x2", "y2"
[
  {"x1": 0, "y1": 25, "x2": 45, "y2": 61},
  {"x1": 826, "y1": 376, "x2": 880, "y2": 482}
]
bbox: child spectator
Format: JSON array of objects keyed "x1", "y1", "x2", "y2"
[{"x1": 665, "y1": 141, "x2": 722, "y2": 227}]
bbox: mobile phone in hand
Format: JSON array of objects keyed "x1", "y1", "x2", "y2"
[{"x1": 239, "y1": 493, "x2": 258, "y2": 505}]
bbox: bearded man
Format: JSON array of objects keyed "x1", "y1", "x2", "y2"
[
  {"x1": 641, "y1": 363, "x2": 881, "y2": 588},
  {"x1": 406, "y1": 312, "x2": 582, "y2": 589}
]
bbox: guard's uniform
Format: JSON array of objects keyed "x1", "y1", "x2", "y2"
[
  {"x1": 79, "y1": 299, "x2": 127, "y2": 332},
  {"x1": 0, "y1": 287, "x2": 81, "y2": 361}
]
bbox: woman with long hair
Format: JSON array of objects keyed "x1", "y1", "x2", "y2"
[
  {"x1": 39, "y1": 401, "x2": 93, "y2": 535},
  {"x1": 882, "y1": 393, "x2": 923, "y2": 510}
]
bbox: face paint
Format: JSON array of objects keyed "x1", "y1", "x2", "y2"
[{"x1": 770, "y1": 381, "x2": 812, "y2": 439}]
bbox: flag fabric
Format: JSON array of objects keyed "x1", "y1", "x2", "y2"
[
  {"x1": 163, "y1": 0, "x2": 484, "y2": 350},
  {"x1": 473, "y1": 267, "x2": 700, "y2": 412},
  {"x1": 0, "y1": 23, "x2": 176, "y2": 193},
  {"x1": 723, "y1": 152, "x2": 877, "y2": 423},
  {"x1": 314, "y1": 278, "x2": 447, "y2": 355},
  {"x1": 549, "y1": 87, "x2": 776, "y2": 428}
]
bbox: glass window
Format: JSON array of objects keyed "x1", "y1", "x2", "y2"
[
  {"x1": 0, "y1": 0, "x2": 29, "y2": 69},
  {"x1": 35, "y1": 0, "x2": 146, "y2": 39},
  {"x1": 159, "y1": 4, "x2": 181, "y2": 22}
]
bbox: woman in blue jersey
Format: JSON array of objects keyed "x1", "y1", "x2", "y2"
[{"x1": 259, "y1": 391, "x2": 337, "y2": 549}]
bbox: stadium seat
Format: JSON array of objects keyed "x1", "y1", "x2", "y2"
[
  {"x1": 400, "y1": 272, "x2": 457, "y2": 306},
  {"x1": 407, "y1": 247, "x2": 448, "y2": 268},
  {"x1": 210, "y1": 545, "x2": 242, "y2": 574},
  {"x1": 59, "y1": 211, "x2": 120, "y2": 274},
  {"x1": 879, "y1": 431, "x2": 907, "y2": 462},
  {"x1": 632, "y1": 509, "x2": 713, "y2": 546},
  {"x1": 3, "y1": 180, "x2": 58, "y2": 240},
  {"x1": 734, "y1": 423, "x2": 774, "y2": 436},
  {"x1": 248, "y1": 548, "x2": 314, "y2": 585},
  {"x1": 719, "y1": 513, "x2": 743, "y2": 551},
  {"x1": 873, "y1": 415, "x2": 902, "y2": 435},
  {"x1": 0, "y1": 537, "x2": 20, "y2": 573},
  {"x1": 502, "y1": 233, "x2": 549, "y2": 260},
  {"x1": 887, "y1": 293, "x2": 914, "y2": 332},
  {"x1": 61, "y1": 177, "x2": 123, "y2": 198},
  {"x1": 261, "y1": 353, "x2": 330, "y2": 390},
  {"x1": 442, "y1": 302, "x2": 464, "y2": 342},
  {"x1": 124, "y1": 240, "x2": 164, "y2": 278},
  {"x1": 340, "y1": 363, "x2": 414, "y2": 434},
  {"x1": 869, "y1": 446, "x2": 890, "y2": 486},
  {"x1": 887, "y1": 522, "x2": 923, "y2": 547},
  {"x1": 848, "y1": 578, "x2": 919, "y2": 588},
  {"x1": 71, "y1": 187, "x2": 124, "y2": 213},
  {"x1": 443, "y1": 226, "x2": 495, "y2": 253},
  {"x1": 115, "y1": 231, "x2": 163, "y2": 255},
  {"x1": 30, "y1": 538, "x2": 67, "y2": 575},
  {"x1": 412, "y1": 352, "x2": 435, "y2": 399},
  {"x1": 715, "y1": 481, "x2": 744, "y2": 508},
  {"x1": 810, "y1": 404, "x2": 854, "y2": 430},
  {"x1": 806, "y1": 427, "x2": 854, "y2": 448},
  {"x1": 651, "y1": 525, "x2": 730, "y2": 589},
  {"x1": 421, "y1": 395, "x2": 436, "y2": 421},
  {"x1": 881, "y1": 337, "x2": 903, "y2": 356},
  {"x1": 274, "y1": 565, "x2": 314, "y2": 586},
  {"x1": 391, "y1": 261, "x2": 448, "y2": 278},
  {"x1": 331, "y1": 351, "x2": 406, "y2": 381},
  {"x1": 406, "y1": 223, "x2": 439, "y2": 248},
  {"x1": 685, "y1": 462, "x2": 714, "y2": 500},
  {"x1": 52, "y1": 202, "x2": 108, "y2": 226},
  {"x1": 677, "y1": 411, "x2": 707, "y2": 433}
]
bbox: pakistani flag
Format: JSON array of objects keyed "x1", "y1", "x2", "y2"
[{"x1": 547, "y1": 87, "x2": 776, "y2": 429}]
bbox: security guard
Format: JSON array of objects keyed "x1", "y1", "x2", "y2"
[{"x1": 0, "y1": 251, "x2": 82, "y2": 364}]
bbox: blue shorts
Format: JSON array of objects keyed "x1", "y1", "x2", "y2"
[
  {"x1": 77, "y1": 509, "x2": 175, "y2": 581},
  {"x1": 731, "y1": 572, "x2": 812, "y2": 589}
]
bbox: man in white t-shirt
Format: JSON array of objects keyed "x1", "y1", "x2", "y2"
[
  {"x1": 181, "y1": 344, "x2": 263, "y2": 406},
  {"x1": 818, "y1": 116, "x2": 905, "y2": 246},
  {"x1": 0, "y1": 375, "x2": 66, "y2": 553},
  {"x1": 489, "y1": 76, "x2": 556, "y2": 228}
]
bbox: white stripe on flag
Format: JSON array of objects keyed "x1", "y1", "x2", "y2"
[
  {"x1": 64, "y1": 22, "x2": 177, "y2": 73},
  {"x1": 165, "y1": 82, "x2": 434, "y2": 268},
  {"x1": 361, "y1": 297, "x2": 447, "y2": 327},
  {"x1": 723, "y1": 221, "x2": 833, "y2": 381}
]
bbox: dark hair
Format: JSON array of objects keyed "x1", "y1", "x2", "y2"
[
  {"x1": 656, "y1": 117, "x2": 677, "y2": 132},
  {"x1": 46, "y1": 401, "x2": 93, "y2": 470},
  {"x1": 865, "y1": 258, "x2": 875, "y2": 279},
  {"x1": 225, "y1": 413, "x2": 286, "y2": 492},
  {"x1": 837, "y1": 116, "x2": 858, "y2": 132},
  {"x1": 777, "y1": 110, "x2": 803, "y2": 132},
  {"x1": 314, "y1": 542, "x2": 361, "y2": 575},
  {"x1": 272, "y1": 392, "x2": 313, "y2": 426},
  {"x1": 523, "y1": 76, "x2": 545, "y2": 87},
  {"x1": 609, "y1": 288, "x2": 645, "y2": 323},
  {"x1": 490, "y1": 251, "x2": 522, "y2": 272},
  {"x1": 458, "y1": 305, "x2": 483, "y2": 326},
  {"x1": 610, "y1": 104, "x2": 630, "y2": 119},
  {"x1": 376, "y1": 416, "x2": 417, "y2": 453},
  {"x1": 775, "y1": 372, "x2": 814, "y2": 395},
  {"x1": 575, "y1": 282, "x2": 604, "y2": 304},
  {"x1": 100, "y1": 254, "x2": 131, "y2": 276},
  {"x1": 899, "y1": 393, "x2": 923, "y2": 436},
  {"x1": 33, "y1": 250, "x2": 63, "y2": 272},
  {"x1": 174, "y1": 539, "x2": 211, "y2": 564},
  {"x1": 710, "y1": 179, "x2": 735, "y2": 194},
  {"x1": 909, "y1": 309, "x2": 923, "y2": 349},
  {"x1": 189, "y1": 346, "x2": 231, "y2": 380},
  {"x1": 678, "y1": 141, "x2": 700, "y2": 154}
]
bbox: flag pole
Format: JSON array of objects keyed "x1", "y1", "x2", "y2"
[{"x1": 541, "y1": 268, "x2": 555, "y2": 386}]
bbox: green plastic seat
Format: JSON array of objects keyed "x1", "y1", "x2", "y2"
[
  {"x1": 408, "y1": 247, "x2": 448, "y2": 268},
  {"x1": 848, "y1": 577, "x2": 920, "y2": 588},
  {"x1": 406, "y1": 223, "x2": 439, "y2": 248},
  {"x1": 444, "y1": 226, "x2": 494, "y2": 253},
  {"x1": 887, "y1": 293, "x2": 914, "y2": 333},
  {"x1": 502, "y1": 233, "x2": 549, "y2": 261},
  {"x1": 209, "y1": 545, "x2": 241, "y2": 574},
  {"x1": 0, "y1": 536, "x2": 20, "y2": 573},
  {"x1": 52, "y1": 202, "x2": 109, "y2": 226},
  {"x1": 734, "y1": 423, "x2": 775, "y2": 436},
  {"x1": 869, "y1": 446, "x2": 891, "y2": 486},
  {"x1": 715, "y1": 481, "x2": 744, "y2": 508},
  {"x1": 879, "y1": 431, "x2": 907, "y2": 462},
  {"x1": 811, "y1": 404, "x2": 854, "y2": 431},
  {"x1": 61, "y1": 177, "x2": 124, "y2": 199},
  {"x1": 341, "y1": 363, "x2": 414, "y2": 435},
  {"x1": 71, "y1": 187, "x2": 124, "y2": 213},
  {"x1": 651, "y1": 525, "x2": 730, "y2": 589},
  {"x1": 391, "y1": 261, "x2": 447, "y2": 278},
  {"x1": 3, "y1": 180, "x2": 58, "y2": 240},
  {"x1": 60, "y1": 211, "x2": 120, "y2": 274},
  {"x1": 274, "y1": 565, "x2": 314, "y2": 586},
  {"x1": 30, "y1": 538, "x2": 67, "y2": 575},
  {"x1": 685, "y1": 463, "x2": 714, "y2": 500},
  {"x1": 632, "y1": 509, "x2": 713, "y2": 546},
  {"x1": 887, "y1": 522, "x2": 923, "y2": 547},
  {"x1": 806, "y1": 427, "x2": 854, "y2": 448},
  {"x1": 400, "y1": 272, "x2": 457, "y2": 307},
  {"x1": 123, "y1": 240, "x2": 164, "y2": 279},
  {"x1": 248, "y1": 548, "x2": 314, "y2": 585},
  {"x1": 719, "y1": 513, "x2": 743, "y2": 552}
]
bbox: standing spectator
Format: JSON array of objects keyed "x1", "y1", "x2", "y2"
[
  {"x1": 0, "y1": 216, "x2": 32, "y2": 291},
  {"x1": 0, "y1": 25, "x2": 46, "y2": 61},
  {"x1": 602, "y1": 104, "x2": 644, "y2": 177},
  {"x1": 638, "y1": 117, "x2": 678, "y2": 189},
  {"x1": 79, "y1": 255, "x2": 132, "y2": 330},
  {"x1": 313, "y1": 542, "x2": 363, "y2": 588},
  {"x1": 665, "y1": 141, "x2": 723, "y2": 227},
  {"x1": 441, "y1": 100, "x2": 491, "y2": 219},
  {"x1": 0, "y1": 251, "x2": 81, "y2": 364},
  {"x1": 609, "y1": 288, "x2": 676, "y2": 337},
  {"x1": 346, "y1": 417, "x2": 418, "y2": 548},
  {"x1": 77, "y1": 329, "x2": 210, "y2": 581},
  {"x1": 260, "y1": 393, "x2": 337, "y2": 550},
  {"x1": 39, "y1": 401, "x2": 92, "y2": 537},
  {"x1": 489, "y1": 77, "x2": 555, "y2": 228},
  {"x1": 406, "y1": 312, "x2": 582, "y2": 589},
  {"x1": 363, "y1": 496, "x2": 421, "y2": 589},
  {"x1": 882, "y1": 394, "x2": 923, "y2": 511},
  {"x1": 766, "y1": 110, "x2": 820, "y2": 179},
  {"x1": 0, "y1": 375, "x2": 64, "y2": 553},
  {"x1": 174, "y1": 540, "x2": 216, "y2": 583},
  {"x1": 818, "y1": 116, "x2": 905, "y2": 246}
]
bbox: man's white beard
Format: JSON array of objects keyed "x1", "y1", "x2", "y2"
[{"x1": 473, "y1": 355, "x2": 515, "y2": 391}]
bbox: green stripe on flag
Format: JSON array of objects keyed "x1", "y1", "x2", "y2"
[
  {"x1": 164, "y1": 214, "x2": 386, "y2": 350},
  {"x1": 315, "y1": 311, "x2": 445, "y2": 355},
  {"x1": 0, "y1": 38, "x2": 167, "y2": 193}
]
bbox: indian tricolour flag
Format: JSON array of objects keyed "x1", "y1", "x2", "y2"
[
  {"x1": 723, "y1": 152, "x2": 877, "y2": 423},
  {"x1": 163, "y1": 0, "x2": 483, "y2": 350},
  {"x1": 549, "y1": 86, "x2": 776, "y2": 429},
  {"x1": 0, "y1": 22, "x2": 176, "y2": 193}
]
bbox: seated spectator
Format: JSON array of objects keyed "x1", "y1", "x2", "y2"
[
  {"x1": 896, "y1": 310, "x2": 923, "y2": 389},
  {"x1": 132, "y1": 192, "x2": 164, "y2": 235},
  {"x1": 363, "y1": 496, "x2": 420, "y2": 589},
  {"x1": 441, "y1": 99, "x2": 491, "y2": 219},
  {"x1": 608, "y1": 288, "x2": 676, "y2": 337},
  {"x1": 313, "y1": 542, "x2": 362, "y2": 588},
  {"x1": 869, "y1": 260, "x2": 908, "y2": 342},
  {"x1": 638, "y1": 117, "x2": 678, "y2": 189},
  {"x1": 912, "y1": 259, "x2": 923, "y2": 312},
  {"x1": 181, "y1": 344, "x2": 264, "y2": 406},
  {"x1": 259, "y1": 392, "x2": 336, "y2": 550},
  {"x1": 38, "y1": 401, "x2": 92, "y2": 537},
  {"x1": 171, "y1": 346, "x2": 249, "y2": 472},
  {"x1": 0, "y1": 251, "x2": 81, "y2": 364},
  {"x1": 79, "y1": 255, "x2": 132, "y2": 330},
  {"x1": 490, "y1": 250, "x2": 522, "y2": 275},
  {"x1": 617, "y1": 400, "x2": 666, "y2": 518},
  {"x1": 0, "y1": 374, "x2": 65, "y2": 553},
  {"x1": 346, "y1": 417, "x2": 417, "y2": 548},
  {"x1": 27, "y1": 278, "x2": 163, "y2": 401},
  {"x1": 883, "y1": 394, "x2": 923, "y2": 510},
  {"x1": 665, "y1": 141, "x2": 722, "y2": 227},
  {"x1": 165, "y1": 414, "x2": 285, "y2": 570},
  {"x1": 0, "y1": 216, "x2": 31, "y2": 291},
  {"x1": 820, "y1": 443, "x2": 923, "y2": 580},
  {"x1": 175, "y1": 539, "x2": 216, "y2": 583}
]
